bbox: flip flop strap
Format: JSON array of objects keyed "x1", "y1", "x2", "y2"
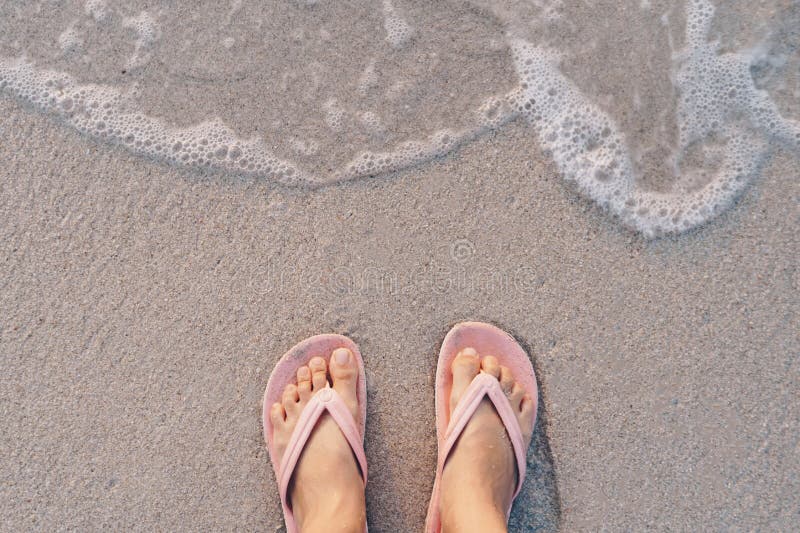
[
  {"x1": 441, "y1": 373, "x2": 527, "y2": 500},
  {"x1": 278, "y1": 386, "x2": 368, "y2": 511}
]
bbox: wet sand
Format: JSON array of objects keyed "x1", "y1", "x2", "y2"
[{"x1": 1, "y1": 94, "x2": 798, "y2": 531}]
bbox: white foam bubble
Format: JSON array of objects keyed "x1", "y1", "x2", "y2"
[
  {"x1": 289, "y1": 137, "x2": 319, "y2": 156},
  {"x1": 323, "y1": 98, "x2": 345, "y2": 132},
  {"x1": 0, "y1": 57, "x2": 308, "y2": 185},
  {"x1": 359, "y1": 111, "x2": 384, "y2": 136},
  {"x1": 1, "y1": 2, "x2": 515, "y2": 188},
  {"x1": 357, "y1": 60, "x2": 378, "y2": 96},
  {"x1": 382, "y1": 0, "x2": 414, "y2": 50},
  {"x1": 58, "y1": 25, "x2": 84, "y2": 56},
  {"x1": 508, "y1": 0, "x2": 799, "y2": 237},
  {"x1": 122, "y1": 11, "x2": 160, "y2": 70},
  {"x1": 0, "y1": 0, "x2": 796, "y2": 237},
  {"x1": 84, "y1": 0, "x2": 110, "y2": 23}
]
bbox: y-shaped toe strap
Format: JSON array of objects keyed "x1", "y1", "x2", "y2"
[
  {"x1": 278, "y1": 387, "x2": 368, "y2": 515},
  {"x1": 438, "y1": 373, "x2": 527, "y2": 502}
]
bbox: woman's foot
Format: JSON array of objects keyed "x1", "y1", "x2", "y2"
[
  {"x1": 439, "y1": 347, "x2": 537, "y2": 533},
  {"x1": 269, "y1": 348, "x2": 366, "y2": 533}
]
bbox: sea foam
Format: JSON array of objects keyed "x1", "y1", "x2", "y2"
[
  {"x1": 0, "y1": 0, "x2": 796, "y2": 236},
  {"x1": 507, "y1": 0, "x2": 798, "y2": 236}
]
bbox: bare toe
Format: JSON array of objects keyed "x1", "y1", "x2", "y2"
[
  {"x1": 296, "y1": 366, "x2": 312, "y2": 402},
  {"x1": 329, "y1": 348, "x2": 359, "y2": 418},
  {"x1": 270, "y1": 402, "x2": 286, "y2": 426},
  {"x1": 282, "y1": 383, "x2": 300, "y2": 416},
  {"x1": 520, "y1": 395, "x2": 536, "y2": 421},
  {"x1": 499, "y1": 366, "x2": 514, "y2": 395},
  {"x1": 481, "y1": 355, "x2": 501, "y2": 379},
  {"x1": 509, "y1": 382, "x2": 525, "y2": 409},
  {"x1": 450, "y1": 348, "x2": 480, "y2": 413},
  {"x1": 308, "y1": 356, "x2": 328, "y2": 391},
  {"x1": 519, "y1": 395, "x2": 536, "y2": 444}
]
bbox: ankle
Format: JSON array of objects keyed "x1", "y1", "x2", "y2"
[
  {"x1": 294, "y1": 490, "x2": 366, "y2": 533},
  {"x1": 440, "y1": 497, "x2": 507, "y2": 533},
  {"x1": 300, "y1": 513, "x2": 365, "y2": 533},
  {"x1": 441, "y1": 451, "x2": 515, "y2": 511},
  {"x1": 299, "y1": 511, "x2": 366, "y2": 533}
]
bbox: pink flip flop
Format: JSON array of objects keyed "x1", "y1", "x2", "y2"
[
  {"x1": 425, "y1": 322, "x2": 538, "y2": 533},
  {"x1": 262, "y1": 334, "x2": 368, "y2": 533}
]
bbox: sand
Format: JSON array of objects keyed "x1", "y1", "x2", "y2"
[{"x1": 1, "y1": 91, "x2": 798, "y2": 531}]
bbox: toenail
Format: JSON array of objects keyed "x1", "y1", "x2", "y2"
[
  {"x1": 461, "y1": 347, "x2": 477, "y2": 357},
  {"x1": 333, "y1": 348, "x2": 350, "y2": 365},
  {"x1": 317, "y1": 387, "x2": 334, "y2": 402},
  {"x1": 298, "y1": 367, "x2": 310, "y2": 379}
]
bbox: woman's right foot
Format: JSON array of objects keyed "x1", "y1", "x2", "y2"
[{"x1": 439, "y1": 348, "x2": 537, "y2": 533}]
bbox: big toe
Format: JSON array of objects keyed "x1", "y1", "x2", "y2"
[
  {"x1": 329, "y1": 347, "x2": 359, "y2": 417},
  {"x1": 450, "y1": 348, "x2": 480, "y2": 413}
]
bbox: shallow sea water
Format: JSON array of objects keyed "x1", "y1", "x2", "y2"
[{"x1": 0, "y1": 0, "x2": 797, "y2": 236}]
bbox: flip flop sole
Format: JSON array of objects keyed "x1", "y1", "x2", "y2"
[
  {"x1": 262, "y1": 334, "x2": 367, "y2": 478},
  {"x1": 435, "y1": 322, "x2": 537, "y2": 440},
  {"x1": 427, "y1": 322, "x2": 538, "y2": 532}
]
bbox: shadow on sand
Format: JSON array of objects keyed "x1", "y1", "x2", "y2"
[{"x1": 508, "y1": 333, "x2": 562, "y2": 532}]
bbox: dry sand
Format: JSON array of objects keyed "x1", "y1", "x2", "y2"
[{"x1": 0, "y1": 88, "x2": 798, "y2": 531}]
